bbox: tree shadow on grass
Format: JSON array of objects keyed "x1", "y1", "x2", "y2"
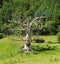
[
  {"x1": 32, "y1": 45, "x2": 57, "y2": 54},
  {"x1": 13, "y1": 45, "x2": 57, "y2": 56}
]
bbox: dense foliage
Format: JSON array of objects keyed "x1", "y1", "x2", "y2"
[{"x1": 0, "y1": 0, "x2": 60, "y2": 35}]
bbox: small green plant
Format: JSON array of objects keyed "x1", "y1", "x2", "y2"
[{"x1": 57, "y1": 32, "x2": 60, "y2": 43}]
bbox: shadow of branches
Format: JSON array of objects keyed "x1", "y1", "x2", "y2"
[{"x1": 32, "y1": 45, "x2": 57, "y2": 54}]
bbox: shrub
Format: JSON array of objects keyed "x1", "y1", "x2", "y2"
[
  {"x1": 57, "y1": 32, "x2": 60, "y2": 43},
  {"x1": 39, "y1": 27, "x2": 50, "y2": 35},
  {"x1": 45, "y1": 21, "x2": 58, "y2": 35},
  {"x1": 34, "y1": 38, "x2": 45, "y2": 43},
  {"x1": 0, "y1": 33, "x2": 4, "y2": 39}
]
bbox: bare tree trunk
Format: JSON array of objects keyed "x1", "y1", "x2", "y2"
[
  {"x1": 23, "y1": 19, "x2": 32, "y2": 53},
  {"x1": 23, "y1": 33, "x2": 32, "y2": 53}
]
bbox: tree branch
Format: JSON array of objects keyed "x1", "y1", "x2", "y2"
[
  {"x1": 10, "y1": 28, "x2": 26, "y2": 31},
  {"x1": 30, "y1": 17, "x2": 41, "y2": 26}
]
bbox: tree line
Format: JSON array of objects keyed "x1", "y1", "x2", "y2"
[{"x1": 0, "y1": 0, "x2": 60, "y2": 35}]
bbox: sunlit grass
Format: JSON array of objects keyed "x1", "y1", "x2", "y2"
[{"x1": 0, "y1": 35, "x2": 60, "y2": 64}]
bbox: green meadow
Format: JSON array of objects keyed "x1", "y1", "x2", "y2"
[
  {"x1": 0, "y1": 0, "x2": 60, "y2": 64},
  {"x1": 0, "y1": 35, "x2": 60, "y2": 64}
]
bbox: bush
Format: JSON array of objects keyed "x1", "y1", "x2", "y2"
[
  {"x1": 34, "y1": 38, "x2": 45, "y2": 43},
  {"x1": 57, "y1": 32, "x2": 60, "y2": 43},
  {"x1": 0, "y1": 33, "x2": 4, "y2": 39},
  {"x1": 45, "y1": 21, "x2": 58, "y2": 35},
  {"x1": 39, "y1": 27, "x2": 50, "y2": 35}
]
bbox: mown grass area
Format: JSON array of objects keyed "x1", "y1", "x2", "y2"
[{"x1": 0, "y1": 35, "x2": 60, "y2": 64}]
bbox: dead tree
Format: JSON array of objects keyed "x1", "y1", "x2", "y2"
[
  {"x1": 9, "y1": 16, "x2": 45, "y2": 53},
  {"x1": 23, "y1": 17, "x2": 44, "y2": 53}
]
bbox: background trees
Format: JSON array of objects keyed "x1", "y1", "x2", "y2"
[{"x1": 0, "y1": 0, "x2": 60, "y2": 35}]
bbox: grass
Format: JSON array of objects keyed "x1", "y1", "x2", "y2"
[
  {"x1": 32, "y1": 35, "x2": 57, "y2": 43},
  {"x1": 0, "y1": 35, "x2": 60, "y2": 64}
]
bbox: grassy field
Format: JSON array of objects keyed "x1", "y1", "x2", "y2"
[{"x1": 0, "y1": 35, "x2": 60, "y2": 64}]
